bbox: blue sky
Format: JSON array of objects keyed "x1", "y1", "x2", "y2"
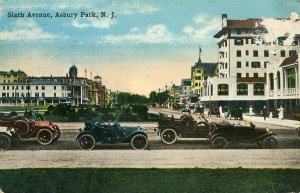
[{"x1": 0, "y1": 0, "x2": 299, "y2": 95}]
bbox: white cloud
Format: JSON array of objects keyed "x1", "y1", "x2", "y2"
[
  {"x1": 0, "y1": 19, "x2": 66, "y2": 41},
  {"x1": 130, "y1": 27, "x2": 139, "y2": 32},
  {"x1": 256, "y1": 12, "x2": 300, "y2": 45},
  {"x1": 102, "y1": 24, "x2": 172, "y2": 44},
  {"x1": 193, "y1": 14, "x2": 209, "y2": 24},
  {"x1": 72, "y1": 18, "x2": 117, "y2": 29},
  {"x1": 183, "y1": 15, "x2": 221, "y2": 40}
]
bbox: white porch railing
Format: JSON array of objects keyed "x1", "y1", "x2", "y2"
[{"x1": 283, "y1": 88, "x2": 298, "y2": 95}]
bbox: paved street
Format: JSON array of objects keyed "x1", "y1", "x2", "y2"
[{"x1": 1, "y1": 109, "x2": 300, "y2": 169}]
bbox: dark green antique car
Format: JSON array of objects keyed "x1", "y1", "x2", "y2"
[
  {"x1": 208, "y1": 120, "x2": 278, "y2": 149},
  {"x1": 76, "y1": 121, "x2": 148, "y2": 150}
]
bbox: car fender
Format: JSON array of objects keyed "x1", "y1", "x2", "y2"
[
  {"x1": 124, "y1": 131, "x2": 148, "y2": 143},
  {"x1": 0, "y1": 127, "x2": 12, "y2": 136},
  {"x1": 251, "y1": 132, "x2": 277, "y2": 143},
  {"x1": 76, "y1": 131, "x2": 93, "y2": 141}
]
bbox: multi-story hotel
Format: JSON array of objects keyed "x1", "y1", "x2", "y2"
[
  {"x1": 0, "y1": 66, "x2": 109, "y2": 106},
  {"x1": 201, "y1": 14, "x2": 300, "y2": 114}
]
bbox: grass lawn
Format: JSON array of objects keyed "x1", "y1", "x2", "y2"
[{"x1": 0, "y1": 168, "x2": 299, "y2": 193}]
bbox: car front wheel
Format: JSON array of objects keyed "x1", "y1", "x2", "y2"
[
  {"x1": 131, "y1": 134, "x2": 148, "y2": 150},
  {"x1": 78, "y1": 134, "x2": 96, "y2": 150},
  {"x1": 161, "y1": 129, "x2": 177, "y2": 144},
  {"x1": 212, "y1": 136, "x2": 228, "y2": 149},
  {"x1": 37, "y1": 129, "x2": 53, "y2": 145},
  {"x1": 262, "y1": 136, "x2": 278, "y2": 149},
  {"x1": 0, "y1": 134, "x2": 11, "y2": 150}
]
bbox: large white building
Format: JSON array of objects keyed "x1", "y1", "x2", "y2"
[{"x1": 201, "y1": 14, "x2": 300, "y2": 114}]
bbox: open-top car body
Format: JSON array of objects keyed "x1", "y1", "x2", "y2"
[
  {"x1": 0, "y1": 111, "x2": 61, "y2": 145},
  {"x1": 154, "y1": 113, "x2": 210, "y2": 144},
  {"x1": 76, "y1": 120, "x2": 148, "y2": 150},
  {"x1": 208, "y1": 120, "x2": 278, "y2": 149}
]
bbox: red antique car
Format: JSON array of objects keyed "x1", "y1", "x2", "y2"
[{"x1": 0, "y1": 111, "x2": 61, "y2": 145}]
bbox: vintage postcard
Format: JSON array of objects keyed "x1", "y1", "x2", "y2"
[{"x1": 0, "y1": 0, "x2": 300, "y2": 192}]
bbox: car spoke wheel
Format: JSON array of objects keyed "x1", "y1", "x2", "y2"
[
  {"x1": 131, "y1": 134, "x2": 148, "y2": 150},
  {"x1": 262, "y1": 136, "x2": 278, "y2": 149},
  {"x1": 11, "y1": 133, "x2": 21, "y2": 146},
  {"x1": 37, "y1": 129, "x2": 53, "y2": 145},
  {"x1": 13, "y1": 120, "x2": 29, "y2": 136},
  {"x1": 78, "y1": 134, "x2": 96, "y2": 150},
  {"x1": 52, "y1": 128, "x2": 61, "y2": 142},
  {"x1": 0, "y1": 134, "x2": 11, "y2": 150},
  {"x1": 212, "y1": 136, "x2": 228, "y2": 149},
  {"x1": 161, "y1": 129, "x2": 177, "y2": 144}
]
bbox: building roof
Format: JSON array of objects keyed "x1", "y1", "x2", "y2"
[
  {"x1": 280, "y1": 55, "x2": 298, "y2": 67},
  {"x1": 214, "y1": 19, "x2": 261, "y2": 38},
  {"x1": 181, "y1": 79, "x2": 191, "y2": 86},
  {"x1": 194, "y1": 62, "x2": 218, "y2": 75}
]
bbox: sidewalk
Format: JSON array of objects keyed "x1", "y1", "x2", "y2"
[{"x1": 242, "y1": 114, "x2": 300, "y2": 128}]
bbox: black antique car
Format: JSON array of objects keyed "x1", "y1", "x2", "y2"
[
  {"x1": 76, "y1": 121, "x2": 148, "y2": 150},
  {"x1": 154, "y1": 113, "x2": 210, "y2": 144},
  {"x1": 208, "y1": 120, "x2": 278, "y2": 149},
  {"x1": 208, "y1": 107, "x2": 220, "y2": 117}
]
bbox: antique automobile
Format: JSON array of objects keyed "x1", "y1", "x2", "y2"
[
  {"x1": 181, "y1": 107, "x2": 191, "y2": 113},
  {"x1": 208, "y1": 120, "x2": 278, "y2": 149},
  {"x1": 0, "y1": 126, "x2": 20, "y2": 150},
  {"x1": 0, "y1": 110, "x2": 61, "y2": 145},
  {"x1": 76, "y1": 120, "x2": 148, "y2": 150},
  {"x1": 229, "y1": 108, "x2": 244, "y2": 120},
  {"x1": 208, "y1": 107, "x2": 220, "y2": 117},
  {"x1": 154, "y1": 113, "x2": 210, "y2": 144}
]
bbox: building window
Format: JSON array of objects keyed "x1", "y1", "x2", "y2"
[
  {"x1": 237, "y1": 61, "x2": 241, "y2": 68},
  {"x1": 237, "y1": 84, "x2": 248, "y2": 95},
  {"x1": 35, "y1": 92, "x2": 39, "y2": 97},
  {"x1": 251, "y1": 62, "x2": 261, "y2": 68},
  {"x1": 42, "y1": 86, "x2": 45, "y2": 90},
  {"x1": 196, "y1": 70, "x2": 202, "y2": 73},
  {"x1": 54, "y1": 93, "x2": 56, "y2": 97},
  {"x1": 253, "y1": 83, "x2": 264, "y2": 95},
  {"x1": 264, "y1": 62, "x2": 268, "y2": 68},
  {"x1": 218, "y1": 84, "x2": 229, "y2": 96},
  {"x1": 237, "y1": 73, "x2": 242, "y2": 78},
  {"x1": 236, "y1": 50, "x2": 242, "y2": 57},
  {"x1": 2, "y1": 93, "x2": 6, "y2": 97},
  {"x1": 3, "y1": 86, "x2": 5, "y2": 90},
  {"x1": 277, "y1": 71, "x2": 281, "y2": 90},
  {"x1": 236, "y1": 29, "x2": 241, "y2": 34},
  {"x1": 22, "y1": 86, "x2": 24, "y2": 90},
  {"x1": 245, "y1": 39, "x2": 249, "y2": 44},
  {"x1": 234, "y1": 39, "x2": 243, "y2": 45},
  {"x1": 7, "y1": 86, "x2": 9, "y2": 90},
  {"x1": 253, "y1": 50, "x2": 258, "y2": 57},
  {"x1": 289, "y1": 50, "x2": 297, "y2": 56},
  {"x1": 264, "y1": 50, "x2": 269, "y2": 57},
  {"x1": 246, "y1": 62, "x2": 249, "y2": 67},
  {"x1": 269, "y1": 73, "x2": 274, "y2": 90},
  {"x1": 254, "y1": 73, "x2": 258, "y2": 78},
  {"x1": 246, "y1": 73, "x2": 249, "y2": 77},
  {"x1": 245, "y1": 50, "x2": 249, "y2": 56},
  {"x1": 36, "y1": 86, "x2": 38, "y2": 90},
  {"x1": 251, "y1": 38, "x2": 255, "y2": 44},
  {"x1": 16, "y1": 86, "x2": 18, "y2": 90},
  {"x1": 286, "y1": 68, "x2": 296, "y2": 88},
  {"x1": 210, "y1": 84, "x2": 213, "y2": 96},
  {"x1": 280, "y1": 50, "x2": 286, "y2": 57},
  {"x1": 225, "y1": 63, "x2": 227, "y2": 69},
  {"x1": 42, "y1": 92, "x2": 45, "y2": 97},
  {"x1": 54, "y1": 86, "x2": 56, "y2": 90}
]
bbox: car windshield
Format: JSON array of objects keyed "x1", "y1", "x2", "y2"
[{"x1": 234, "y1": 120, "x2": 255, "y2": 128}]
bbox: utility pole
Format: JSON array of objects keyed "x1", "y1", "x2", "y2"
[{"x1": 27, "y1": 78, "x2": 30, "y2": 107}]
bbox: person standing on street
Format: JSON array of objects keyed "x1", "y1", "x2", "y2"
[{"x1": 262, "y1": 106, "x2": 267, "y2": 120}]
